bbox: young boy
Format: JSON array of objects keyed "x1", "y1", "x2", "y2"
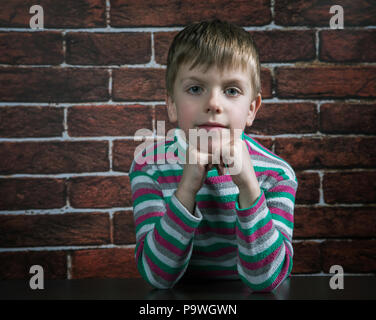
[{"x1": 129, "y1": 20, "x2": 298, "y2": 292}]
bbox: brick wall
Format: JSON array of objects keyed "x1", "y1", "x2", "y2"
[{"x1": 0, "y1": 0, "x2": 375, "y2": 280}]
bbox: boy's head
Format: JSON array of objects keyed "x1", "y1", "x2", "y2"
[{"x1": 165, "y1": 19, "x2": 262, "y2": 148}]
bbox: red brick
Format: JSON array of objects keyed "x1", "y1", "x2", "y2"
[
  {"x1": 0, "y1": 0, "x2": 106, "y2": 28},
  {"x1": 154, "y1": 32, "x2": 178, "y2": 65},
  {"x1": 0, "y1": 212, "x2": 110, "y2": 247},
  {"x1": 320, "y1": 30, "x2": 376, "y2": 62},
  {"x1": 71, "y1": 248, "x2": 140, "y2": 279},
  {"x1": 0, "y1": 32, "x2": 63, "y2": 65},
  {"x1": 111, "y1": 0, "x2": 271, "y2": 27},
  {"x1": 68, "y1": 105, "x2": 153, "y2": 137},
  {"x1": 275, "y1": 0, "x2": 376, "y2": 26},
  {"x1": 260, "y1": 68, "x2": 272, "y2": 98},
  {"x1": 321, "y1": 240, "x2": 376, "y2": 273},
  {"x1": 249, "y1": 103, "x2": 317, "y2": 135},
  {"x1": 113, "y1": 211, "x2": 136, "y2": 244},
  {"x1": 112, "y1": 68, "x2": 165, "y2": 101},
  {"x1": 113, "y1": 139, "x2": 145, "y2": 173},
  {"x1": 294, "y1": 206, "x2": 376, "y2": 239},
  {"x1": 0, "y1": 251, "x2": 67, "y2": 279},
  {"x1": 323, "y1": 171, "x2": 376, "y2": 204},
  {"x1": 0, "y1": 67, "x2": 109, "y2": 102},
  {"x1": 155, "y1": 30, "x2": 315, "y2": 65},
  {"x1": 295, "y1": 172, "x2": 320, "y2": 204},
  {"x1": 291, "y1": 241, "x2": 321, "y2": 273},
  {"x1": 0, "y1": 106, "x2": 64, "y2": 138},
  {"x1": 0, "y1": 178, "x2": 66, "y2": 210},
  {"x1": 0, "y1": 141, "x2": 109, "y2": 174},
  {"x1": 275, "y1": 137, "x2": 376, "y2": 170},
  {"x1": 276, "y1": 67, "x2": 376, "y2": 98},
  {"x1": 251, "y1": 30, "x2": 315, "y2": 62},
  {"x1": 66, "y1": 32, "x2": 151, "y2": 65},
  {"x1": 320, "y1": 103, "x2": 376, "y2": 134},
  {"x1": 68, "y1": 176, "x2": 131, "y2": 208}
]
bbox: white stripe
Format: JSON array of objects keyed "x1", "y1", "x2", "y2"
[
  {"x1": 146, "y1": 231, "x2": 190, "y2": 268},
  {"x1": 141, "y1": 252, "x2": 163, "y2": 288},
  {"x1": 238, "y1": 229, "x2": 280, "y2": 256},
  {"x1": 237, "y1": 245, "x2": 286, "y2": 285},
  {"x1": 134, "y1": 199, "x2": 164, "y2": 213}
]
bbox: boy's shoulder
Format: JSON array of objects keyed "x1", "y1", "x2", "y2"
[{"x1": 242, "y1": 132, "x2": 297, "y2": 183}]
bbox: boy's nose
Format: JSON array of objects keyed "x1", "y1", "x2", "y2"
[{"x1": 206, "y1": 90, "x2": 223, "y2": 114}]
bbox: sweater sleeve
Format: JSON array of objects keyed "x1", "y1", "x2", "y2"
[
  {"x1": 130, "y1": 169, "x2": 202, "y2": 289},
  {"x1": 234, "y1": 172, "x2": 298, "y2": 292}
]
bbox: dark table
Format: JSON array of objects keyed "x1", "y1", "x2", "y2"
[{"x1": 0, "y1": 276, "x2": 375, "y2": 300}]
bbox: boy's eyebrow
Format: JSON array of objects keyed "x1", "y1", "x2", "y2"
[{"x1": 180, "y1": 76, "x2": 248, "y2": 86}]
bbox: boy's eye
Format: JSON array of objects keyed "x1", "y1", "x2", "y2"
[
  {"x1": 225, "y1": 88, "x2": 240, "y2": 96},
  {"x1": 187, "y1": 86, "x2": 203, "y2": 95}
]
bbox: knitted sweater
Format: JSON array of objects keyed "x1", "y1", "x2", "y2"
[{"x1": 129, "y1": 128, "x2": 298, "y2": 292}]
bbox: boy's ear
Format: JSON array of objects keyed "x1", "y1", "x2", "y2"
[
  {"x1": 246, "y1": 94, "x2": 262, "y2": 127},
  {"x1": 166, "y1": 95, "x2": 178, "y2": 123}
]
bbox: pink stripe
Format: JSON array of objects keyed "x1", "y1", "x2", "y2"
[
  {"x1": 205, "y1": 175, "x2": 232, "y2": 184},
  {"x1": 239, "y1": 243, "x2": 282, "y2": 270},
  {"x1": 154, "y1": 228, "x2": 187, "y2": 257},
  {"x1": 236, "y1": 219, "x2": 273, "y2": 243},
  {"x1": 135, "y1": 211, "x2": 164, "y2": 226},
  {"x1": 261, "y1": 170, "x2": 285, "y2": 182},
  {"x1": 263, "y1": 246, "x2": 292, "y2": 292},
  {"x1": 269, "y1": 184, "x2": 296, "y2": 196},
  {"x1": 166, "y1": 205, "x2": 194, "y2": 234},
  {"x1": 158, "y1": 175, "x2": 181, "y2": 184},
  {"x1": 132, "y1": 188, "x2": 163, "y2": 202},
  {"x1": 193, "y1": 246, "x2": 236, "y2": 258},
  {"x1": 236, "y1": 192, "x2": 266, "y2": 217},
  {"x1": 270, "y1": 207, "x2": 293, "y2": 223},
  {"x1": 144, "y1": 252, "x2": 177, "y2": 282}
]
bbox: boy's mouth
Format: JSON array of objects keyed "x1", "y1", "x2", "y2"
[{"x1": 197, "y1": 122, "x2": 228, "y2": 130}]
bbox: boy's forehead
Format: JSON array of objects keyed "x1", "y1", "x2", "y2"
[{"x1": 177, "y1": 62, "x2": 251, "y2": 83}]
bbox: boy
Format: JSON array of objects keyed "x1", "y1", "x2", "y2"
[{"x1": 129, "y1": 20, "x2": 298, "y2": 292}]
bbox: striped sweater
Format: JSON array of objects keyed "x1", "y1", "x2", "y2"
[{"x1": 129, "y1": 128, "x2": 298, "y2": 292}]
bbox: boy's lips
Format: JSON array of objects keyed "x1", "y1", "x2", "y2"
[{"x1": 197, "y1": 122, "x2": 228, "y2": 129}]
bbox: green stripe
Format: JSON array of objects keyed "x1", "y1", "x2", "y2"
[
  {"x1": 236, "y1": 212, "x2": 270, "y2": 236},
  {"x1": 167, "y1": 196, "x2": 200, "y2": 229},
  {"x1": 199, "y1": 219, "x2": 235, "y2": 230},
  {"x1": 239, "y1": 251, "x2": 288, "y2": 291},
  {"x1": 238, "y1": 231, "x2": 283, "y2": 263},
  {"x1": 144, "y1": 238, "x2": 187, "y2": 274},
  {"x1": 156, "y1": 221, "x2": 186, "y2": 251},
  {"x1": 133, "y1": 192, "x2": 162, "y2": 207},
  {"x1": 271, "y1": 213, "x2": 294, "y2": 229},
  {"x1": 135, "y1": 216, "x2": 160, "y2": 234},
  {"x1": 266, "y1": 191, "x2": 295, "y2": 203}
]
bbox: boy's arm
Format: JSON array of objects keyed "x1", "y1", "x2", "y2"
[
  {"x1": 130, "y1": 169, "x2": 201, "y2": 289},
  {"x1": 235, "y1": 171, "x2": 298, "y2": 292}
]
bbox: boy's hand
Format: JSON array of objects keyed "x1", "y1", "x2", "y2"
[
  {"x1": 212, "y1": 129, "x2": 261, "y2": 208},
  {"x1": 175, "y1": 142, "x2": 213, "y2": 215}
]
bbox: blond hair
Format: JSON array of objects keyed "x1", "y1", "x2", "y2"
[{"x1": 166, "y1": 19, "x2": 261, "y2": 100}]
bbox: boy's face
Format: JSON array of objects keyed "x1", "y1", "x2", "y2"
[{"x1": 167, "y1": 62, "x2": 262, "y2": 152}]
